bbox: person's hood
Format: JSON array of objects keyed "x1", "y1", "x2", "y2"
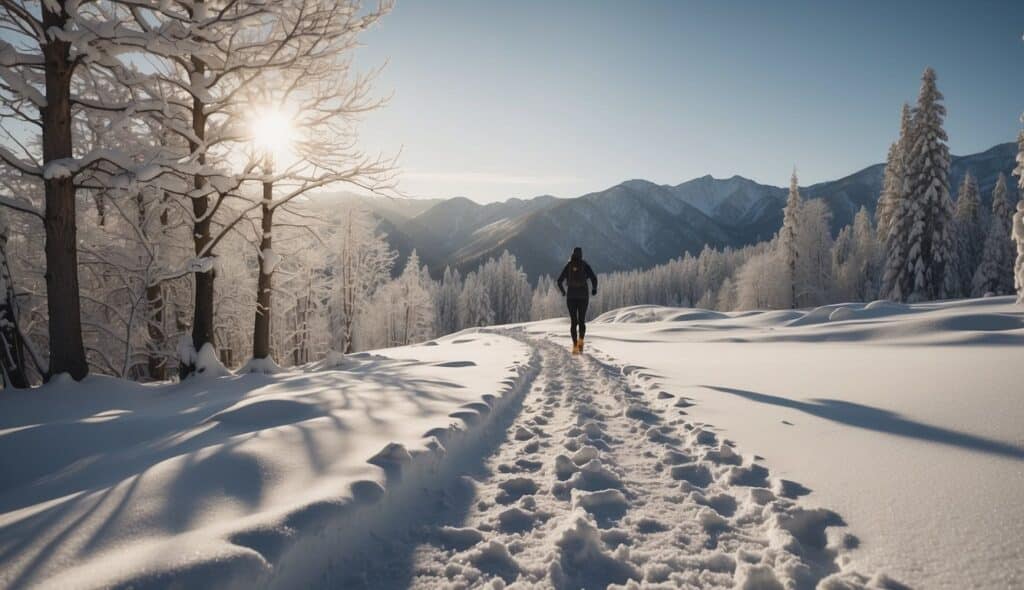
[{"x1": 571, "y1": 247, "x2": 582, "y2": 262}]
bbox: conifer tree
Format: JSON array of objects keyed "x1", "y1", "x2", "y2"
[
  {"x1": 877, "y1": 104, "x2": 912, "y2": 242},
  {"x1": 778, "y1": 170, "x2": 802, "y2": 308},
  {"x1": 834, "y1": 207, "x2": 880, "y2": 301},
  {"x1": 436, "y1": 267, "x2": 463, "y2": 335},
  {"x1": 881, "y1": 68, "x2": 956, "y2": 302},
  {"x1": 459, "y1": 271, "x2": 495, "y2": 328},
  {"x1": 1013, "y1": 131, "x2": 1024, "y2": 303},
  {"x1": 972, "y1": 174, "x2": 1016, "y2": 296},
  {"x1": 953, "y1": 171, "x2": 985, "y2": 296},
  {"x1": 795, "y1": 199, "x2": 834, "y2": 306}
]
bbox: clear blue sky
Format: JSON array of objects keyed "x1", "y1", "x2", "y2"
[{"x1": 354, "y1": 0, "x2": 1024, "y2": 203}]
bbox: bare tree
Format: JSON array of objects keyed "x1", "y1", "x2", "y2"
[{"x1": 112, "y1": 0, "x2": 391, "y2": 376}]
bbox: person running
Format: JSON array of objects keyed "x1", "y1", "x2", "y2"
[{"x1": 557, "y1": 246, "x2": 598, "y2": 354}]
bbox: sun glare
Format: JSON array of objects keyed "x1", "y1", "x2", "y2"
[{"x1": 251, "y1": 109, "x2": 294, "y2": 156}]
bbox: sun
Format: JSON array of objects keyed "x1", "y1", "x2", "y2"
[{"x1": 250, "y1": 108, "x2": 294, "y2": 161}]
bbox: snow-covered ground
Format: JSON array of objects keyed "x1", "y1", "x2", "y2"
[
  {"x1": 1, "y1": 297, "x2": 1022, "y2": 589},
  {"x1": 0, "y1": 333, "x2": 534, "y2": 589},
  {"x1": 528, "y1": 296, "x2": 1024, "y2": 589}
]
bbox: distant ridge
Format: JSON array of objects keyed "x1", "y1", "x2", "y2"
[{"x1": 329, "y1": 142, "x2": 1018, "y2": 280}]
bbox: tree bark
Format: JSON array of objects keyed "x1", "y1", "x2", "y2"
[
  {"x1": 252, "y1": 179, "x2": 273, "y2": 359},
  {"x1": 145, "y1": 283, "x2": 166, "y2": 380},
  {"x1": 181, "y1": 56, "x2": 214, "y2": 378},
  {"x1": 135, "y1": 192, "x2": 167, "y2": 381},
  {"x1": 0, "y1": 237, "x2": 29, "y2": 388},
  {"x1": 41, "y1": 2, "x2": 88, "y2": 380}
]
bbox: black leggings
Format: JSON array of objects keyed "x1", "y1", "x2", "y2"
[{"x1": 567, "y1": 298, "x2": 588, "y2": 343}]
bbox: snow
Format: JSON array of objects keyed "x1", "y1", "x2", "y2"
[
  {"x1": 3, "y1": 299, "x2": 1022, "y2": 588},
  {"x1": 186, "y1": 257, "x2": 216, "y2": 274},
  {"x1": 260, "y1": 248, "x2": 280, "y2": 275},
  {"x1": 529, "y1": 296, "x2": 1024, "y2": 589},
  {"x1": 41, "y1": 159, "x2": 78, "y2": 180},
  {"x1": 0, "y1": 333, "x2": 532, "y2": 588},
  {"x1": 193, "y1": 342, "x2": 231, "y2": 377},
  {"x1": 239, "y1": 356, "x2": 282, "y2": 374}
]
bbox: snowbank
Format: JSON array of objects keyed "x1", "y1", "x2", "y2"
[{"x1": 0, "y1": 332, "x2": 534, "y2": 589}]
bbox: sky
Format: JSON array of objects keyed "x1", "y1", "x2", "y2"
[{"x1": 352, "y1": 0, "x2": 1024, "y2": 203}]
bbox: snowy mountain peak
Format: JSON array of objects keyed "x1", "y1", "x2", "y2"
[{"x1": 360, "y1": 142, "x2": 1016, "y2": 280}]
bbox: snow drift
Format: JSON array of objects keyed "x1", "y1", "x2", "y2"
[{"x1": 0, "y1": 332, "x2": 534, "y2": 589}]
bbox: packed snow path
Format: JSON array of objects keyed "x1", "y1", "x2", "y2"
[{"x1": 341, "y1": 334, "x2": 883, "y2": 589}]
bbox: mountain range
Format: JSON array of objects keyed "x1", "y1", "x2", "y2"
[{"x1": 325, "y1": 142, "x2": 1018, "y2": 281}]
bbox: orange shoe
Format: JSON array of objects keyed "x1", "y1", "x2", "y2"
[
  {"x1": 571, "y1": 341, "x2": 580, "y2": 354},
  {"x1": 577, "y1": 338, "x2": 585, "y2": 353}
]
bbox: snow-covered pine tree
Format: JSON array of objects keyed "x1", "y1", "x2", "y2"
[
  {"x1": 477, "y1": 251, "x2": 532, "y2": 325},
  {"x1": 393, "y1": 251, "x2": 435, "y2": 346},
  {"x1": 833, "y1": 208, "x2": 880, "y2": 302},
  {"x1": 778, "y1": 170, "x2": 802, "y2": 308},
  {"x1": 436, "y1": 267, "x2": 463, "y2": 335},
  {"x1": 852, "y1": 207, "x2": 881, "y2": 300},
  {"x1": 952, "y1": 171, "x2": 985, "y2": 296},
  {"x1": 832, "y1": 225, "x2": 855, "y2": 300},
  {"x1": 530, "y1": 276, "x2": 563, "y2": 321},
  {"x1": 971, "y1": 173, "x2": 1016, "y2": 296},
  {"x1": 795, "y1": 199, "x2": 834, "y2": 306},
  {"x1": 459, "y1": 271, "x2": 495, "y2": 328},
  {"x1": 881, "y1": 68, "x2": 956, "y2": 302},
  {"x1": 696, "y1": 245, "x2": 726, "y2": 305},
  {"x1": 715, "y1": 276, "x2": 737, "y2": 311},
  {"x1": 1015, "y1": 200, "x2": 1024, "y2": 303},
  {"x1": 1013, "y1": 131, "x2": 1024, "y2": 303},
  {"x1": 876, "y1": 142, "x2": 901, "y2": 242},
  {"x1": 695, "y1": 287, "x2": 716, "y2": 310},
  {"x1": 876, "y1": 104, "x2": 912, "y2": 243}
]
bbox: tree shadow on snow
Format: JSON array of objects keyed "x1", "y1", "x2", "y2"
[
  {"x1": 703, "y1": 386, "x2": 1024, "y2": 462},
  {"x1": 0, "y1": 353, "x2": 508, "y2": 586}
]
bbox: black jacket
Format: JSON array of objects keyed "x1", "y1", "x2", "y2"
[{"x1": 557, "y1": 259, "x2": 597, "y2": 300}]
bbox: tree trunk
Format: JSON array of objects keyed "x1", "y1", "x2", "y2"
[
  {"x1": 0, "y1": 237, "x2": 29, "y2": 388},
  {"x1": 252, "y1": 180, "x2": 273, "y2": 359},
  {"x1": 146, "y1": 283, "x2": 166, "y2": 380},
  {"x1": 41, "y1": 3, "x2": 88, "y2": 380},
  {"x1": 0, "y1": 311, "x2": 28, "y2": 388},
  {"x1": 136, "y1": 192, "x2": 167, "y2": 381},
  {"x1": 181, "y1": 58, "x2": 214, "y2": 379},
  {"x1": 93, "y1": 193, "x2": 106, "y2": 226}
]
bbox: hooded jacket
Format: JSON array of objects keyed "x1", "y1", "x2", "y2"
[{"x1": 557, "y1": 247, "x2": 597, "y2": 300}]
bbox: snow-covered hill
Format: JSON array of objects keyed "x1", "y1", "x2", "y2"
[{"x1": 2, "y1": 297, "x2": 1021, "y2": 588}]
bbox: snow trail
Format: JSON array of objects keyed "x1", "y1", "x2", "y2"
[{"x1": 340, "y1": 334, "x2": 881, "y2": 589}]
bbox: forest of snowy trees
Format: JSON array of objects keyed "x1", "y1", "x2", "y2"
[
  {"x1": 0, "y1": 0, "x2": 1023, "y2": 392},
  {"x1": 0, "y1": 0, "x2": 401, "y2": 385}
]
